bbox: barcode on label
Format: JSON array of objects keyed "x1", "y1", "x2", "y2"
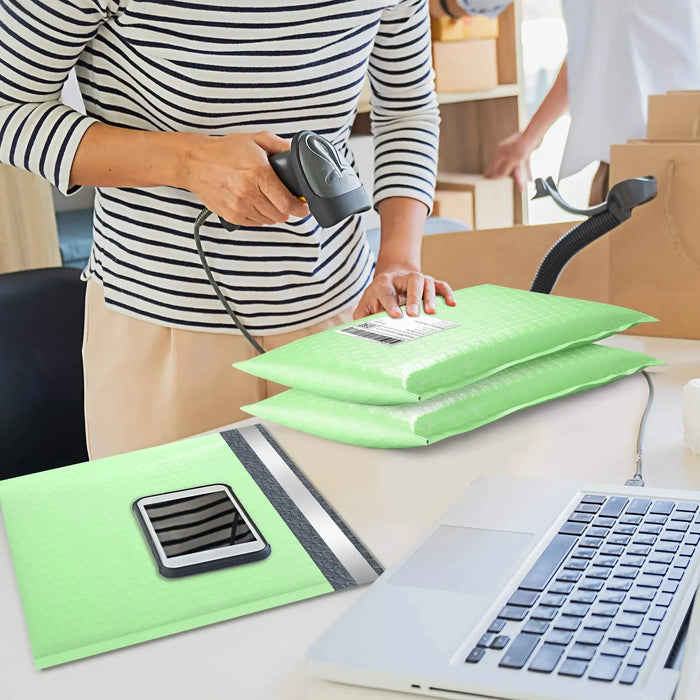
[
  {"x1": 337, "y1": 326, "x2": 404, "y2": 346},
  {"x1": 336, "y1": 316, "x2": 458, "y2": 346}
]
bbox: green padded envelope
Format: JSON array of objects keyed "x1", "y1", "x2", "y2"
[
  {"x1": 234, "y1": 285, "x2": 656, "y2": 405},
  {"x1": 242, "y1": 345, "x2": 663, "y2": 448},
  {"x1": 0, "y1": 425, "x2": 382, "y2": 668}
]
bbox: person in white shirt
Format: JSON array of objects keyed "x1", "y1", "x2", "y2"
[{"x1": 483, "y1": 0, "x2": 700, "y2": 204}]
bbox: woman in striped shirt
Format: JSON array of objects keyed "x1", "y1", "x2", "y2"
[{"x1": 0, "y1": 0, "x2": 488, "y2": 458}]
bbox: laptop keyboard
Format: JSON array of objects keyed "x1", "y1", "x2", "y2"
[{"x1": 465, "y1": 494, "x2": 699, "y2": 684}]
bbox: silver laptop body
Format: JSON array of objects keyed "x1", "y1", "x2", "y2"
[{"x1": 308, "y1": 477, "x2": 700, "y2": 700}]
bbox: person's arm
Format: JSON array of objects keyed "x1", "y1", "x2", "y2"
[
  {"x1": 354, "y1": 0, "x2": 456, "y2": 320},
  {"x1": 484, "y1": 60, "x2": 569, "y2": 189},
  {"x1": 71, "y1": 125, "x2": 308, "y2": 226},
  {"x1": 0, "y1": 0, "x2": 306, "y2": 227}
]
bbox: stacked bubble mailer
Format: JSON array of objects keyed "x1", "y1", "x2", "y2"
[{"x1": 235, "y1": 285, "x2": 662, "y2": 448}]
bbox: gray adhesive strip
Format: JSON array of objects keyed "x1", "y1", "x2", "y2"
[{"x1": 221, "y1": 425, "x2": 382, "y2": 588}]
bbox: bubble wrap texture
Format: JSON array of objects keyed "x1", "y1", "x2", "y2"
[
  {"x1": 0, "y1": 433, "x2": 353, "y2": 668},
  {"x1": 243, "y1": 345, "x2": 663, "y2": 448},
  {"x1": 234, "y1": 285, "x2": 656, "y2": 405}
]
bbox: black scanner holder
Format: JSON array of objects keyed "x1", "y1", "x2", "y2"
[{"x1": 529, "y1": 175, "x2": 657, "y2": 294}]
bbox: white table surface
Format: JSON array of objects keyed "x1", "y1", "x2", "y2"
[{"x1": 2, "y1": 335, "x2": 700, "y2": 700}]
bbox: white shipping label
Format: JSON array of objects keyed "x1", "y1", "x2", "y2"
[{"x1": 336, "y1": 315, "x2": 458, "y2": 346}]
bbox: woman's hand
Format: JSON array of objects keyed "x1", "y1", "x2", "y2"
[
  {"x1": 483, "y1": 130, "x2": 538, "y2": 191},
  {"x1": 182, "y1": 131, "x2": 309, "y2": 226},
  {"x1": 353, "y1": 263, "x2": 456, "y2": 320}
]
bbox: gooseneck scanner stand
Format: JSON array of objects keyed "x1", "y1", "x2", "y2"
[
  {"x1": 193, "y1": 130, "x2": 371, "y2": 353},
  {"x1": 530, "y1": 175, "x2": 657, "y2": 294}
]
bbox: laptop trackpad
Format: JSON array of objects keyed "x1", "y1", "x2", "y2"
[{"x1": 389, "y1": 525, "x2": 534, "y2": 595}]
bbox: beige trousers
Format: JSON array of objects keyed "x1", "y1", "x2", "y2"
[{"x1": 83, "y1": 281, "x2": 353, "y2": 460}]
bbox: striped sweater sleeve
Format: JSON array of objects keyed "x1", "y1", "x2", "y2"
[
  {"x1": 0, "y1": 0, "x2": 116, "y2": 194},
  {"x1": 368, "y1": 0, "x2": 440, "y2": 213}
]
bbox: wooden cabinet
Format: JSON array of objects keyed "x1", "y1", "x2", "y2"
[
  {"x1": 0, "y1": 165, "x2": 61, "y2": 274},
  {"x1": 354, "y1": 1, "x2": 526, "y2": 224}
]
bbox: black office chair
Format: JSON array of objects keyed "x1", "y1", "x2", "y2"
[{"x1": 0, "y1": 267, "x2": 88, "y2": 479}]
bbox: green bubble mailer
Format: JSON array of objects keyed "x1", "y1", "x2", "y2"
[
  {"x1": 234, "y1": 285, "x2": 656, "y2": 405},
  {"x1": 242, "y1": 345, "x2": 662, "y2": 448}
]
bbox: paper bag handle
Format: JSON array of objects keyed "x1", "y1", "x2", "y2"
[{"x1": 662, "y1": 160, "x2": 700, "y2": 270}]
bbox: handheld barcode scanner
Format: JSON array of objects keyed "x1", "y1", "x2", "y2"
[
  {"x1": 529, "y1": 175, "x2": 657, "y2": 294},
  {"x1": 194, "y1": 131, "x2": 371, "y2": 353}
]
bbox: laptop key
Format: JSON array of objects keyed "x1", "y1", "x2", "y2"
[
  {"x1": 572, "y1": 548, "x2": 595, "y2": 560},
  {"x1": 643, "y1": 621, "x2": 660, "y2": 636},
  {"x1": 547, "y1": 630, "x2": 573, "y2": 645},
  {"x1": 628, "y1": 545, "x2": 652, "y2": 556},
  {"x1": 557, "y1": 570, "x2": 581, "y2": 583},
  {"x1": 528, "y1": 643, "x2": 565, "y2": 673},
  {"x1": 582, "y1": 495, "x2": 607, "y2": 505},
  {"x1": 465, "y1": 647, "x2": 485, "y2": 663},
  {"x1": 649, "y1": 606, "x2": 666, "y2": 622},
  {"x1": 554, "y1": 616, "x2": 581, "y2": 632},
  {"x1": 685, "y1": 534, "x2": 700, "y2": 546},
  {"x1": 660, "y1": 531, "x2": 684, "y2": 543},
  {"x1": 592, "y1": 603, "x2": 619, "y2": 617},
  {"x1": 601, "y1": 640, "x2": 629, "y2": 657},
  {"x1": 531, "y1": 606, "x2": 558, "y2": 621},
  {"x1": 656, "y1": 543, "x2": 679, "y2": 553},
  {"x1": 627, "y1": 651, "x2": 646, "y2": 667},
  {"x1": 662, "y1": 581, "x2": 679, "y2": 594},
  {"x1": 565, "y1": 559, "x2": 589, "y2": 571},
  {"x1": 626, "y1": 498, "x2": 652, "y2": 515},
  {"x1": 675, "y1": 556, "x2": 692, "y2": 569},
  {"x1": 634, "y1": 535, "x2": 657, "y2": 546},
  {"x1": 646, "y1": 514, "x2": 668, "y2": 525},
  {"x1": 487, "y1": 618, "x2": 506, "y2": 634},
  {"x1": 491, "y1": 635, "x2": 510, "y2": 650},
  {"x1": 599, "y1": 591, "x2": 626, "y2": 604},
  {"x1": 560, "y1": 522, "x2": 587, "y2": 536},
  {"x1": 522, "y1": 620, "x2": 549, "y2": 635},
  {"x1": 613, "y1": 567, "x2": 639, "y2": 580},
  {"x1": 629, "y1": 587, "x2": 656, "y2": 601},
  {"x1": 620, "y1": 515, "x2": 642, "y2": 526},
  {"x1": 623, "y1": 600, "x2": 650, "y2": 615},
  {"x1": 644, "y1": 564, "x2": 668, "y2": 577},
  {"x1": 609, "y1": 626, "x2": 636, "y2": 643},
  {"x1": 600, "y1": 497, "x2": 628, "y2": 518},
  {"x1": 579, "y1": 537, "x2": 602, "y2": 549},
  {"x1": 614, "y1": 525, "x2": 636, "y2": 536},
  {"x1": 593, "y1": 517, "x2": 615, "y2": 529},
  {"x1": 577, "y1": 629, "x2": 604, "y2": 645},
  {"x1": 568, "y1": 643, "x2": 596, "y2": 661},
  {"x1": 498, "y1": 606, "x2": 529, "y2": 621},
  {"x1": 587, "y1": 527, "x2": 608, "y2": 539},
  {"x1": 549, "y1": 582, "x2": 575, "y2": 595},
  {"x1": 617, "y1": 613, "x2": 644, "y2": 628},
  {"x1": 519, "y1": 534, "x2": 578, "y2": 592},
  {"x1": 579, "y1": 578, "x2": 605, "y2": 592},
  {"x1": 637, "y1": 574, "x2": 663, "y2": 588},
  {"x1": 676, "y1": 502, "x2": 699, "y2": 512},
  {"x1": 668, "y1": 568, "x2": 685, "y2": 581},
  {"x1": 541, "y1": 593, "x2": 567, "y2": 607},
  {"x1": 575, "y1": 502, "x2": 600, "y2": 514},
  {"x1": 569, "y1": 513, "x2": 594, "y2": 524},
  {"x1": 562, "y1": 603, "x2": 589, "y2": 618},
  {"x1": 601, "y1": 544, "x2": 624, "y2": 556},
  {"x1": 640, "y1": 524, "x2": 662, "y2": 535},
  {"x1": 650, "y1": 501, "x2": 675, "y2": 515},
  {"x1": 655, "y1": 593, "x2": 673, "y2": 607},
  {"x1": 635, "y1": 636, "x2": 653, "y2": 651},
  {"x1": 571, "y1": 591, "x2": 597, "y2": 604},
  {"x1": 477, "y1": 633, "x2": 494, "y2": 648},
  {"x1": 671, "y1": 512, "x2": 695, "y2": 522},
  {"x1": 619, "y1": 666, "x2": 638, "y2": 685},
  {"x1": 584, "y1": 617, "x2": 611, "y2": 631},
  {"x1": 620, "y1": 555, "x2": 645, "y2": 568},
  {"x1": 666, "y1": 521, "x2": 690, "y2": 532},
  {"x1": 508, "y1": 590, "x2": 539, "y2": 607},
  {"x1": 558, "y1": 659, "x2": 588, "y2": 677},
  {"x1": 607, "y1": 535, "x2": 631, "y2": 546},
  {"x1": 649, "y1": 552, "x2": 674, "y2": 564},
  {"x1": 498, "y1": 633, "x2": 540, "y2": 669},
  {"x1": 607, "y1": 579, "x2": 633, "y2": 592},
  {"x1": 588, "y1": 656, "x2": 622, "y2": 681}
]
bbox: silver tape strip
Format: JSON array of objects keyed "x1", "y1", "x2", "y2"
[{"x1": 238, "y1": 425, "x2": 379, "y2": 585}]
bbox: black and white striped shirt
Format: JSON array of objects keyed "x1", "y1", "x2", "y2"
[{"x1": 0, "y1": 0, "x2": 444, "y2": 334}]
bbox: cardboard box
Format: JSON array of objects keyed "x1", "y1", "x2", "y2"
[
  {"x1": 432, "y1": 189, "x2": 474, "y2": 227},
  {"x1": 431, "y1": 15, "x2": 499, "y2": 42},
  {"x1": 432, "y1": 39, "x2": 498, "y2": 94},
  {"x1": 421, "y1": 222, "x2": 609, "y2": 303},
  {"x1": 436, "y1": 172, "x2": 513, "y2": 229},
  {"x1": 647, "y1": 93, "x2": 700, "y2": 140}
]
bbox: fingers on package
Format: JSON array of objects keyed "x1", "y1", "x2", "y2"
[
  {"x1": 236, "y1": 285, "x2": 661, "y2": 448},
  {"x1": 0, "y1": 425, "x2": 382, "y2": 668}
]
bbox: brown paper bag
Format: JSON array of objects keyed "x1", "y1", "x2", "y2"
[
  {"x1": 647, "y1": 93, "x2": 700, "y2": 141},
  {"x1": 610, "y1": 141, "x2": 700, "y2": 338},
  {"x1": 421, "y1": 221, "x2": 609, "y2": 303}
]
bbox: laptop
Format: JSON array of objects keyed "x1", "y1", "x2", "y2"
[{"x1": 307, "y1": 476, "x2": 700, "y2": 699}]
